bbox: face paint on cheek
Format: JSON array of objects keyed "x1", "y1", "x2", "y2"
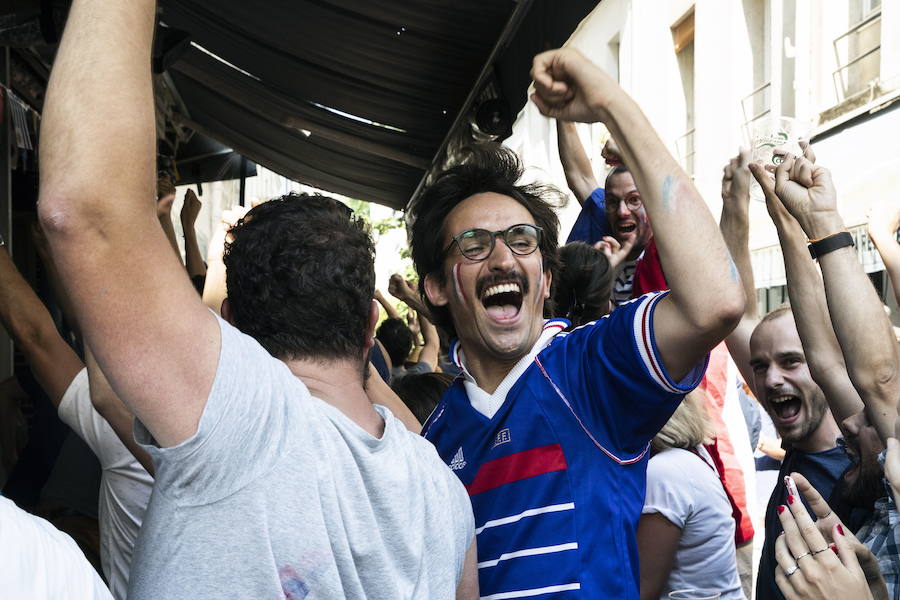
[{"x1": 452, "y1": 263, "x2": 467, "y2": 304}]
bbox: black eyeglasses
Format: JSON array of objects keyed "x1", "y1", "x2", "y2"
[{"x1": 443, "y1": 224, "x2": 543, "y2": 261}]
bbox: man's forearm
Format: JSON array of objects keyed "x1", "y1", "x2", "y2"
[
  {"x1": 556, "y1": 119, "x2": 598, "y2": 205},
  {"x1": 812, "y1": 214, "x2": 900, "y2": 441},
  {"x1": 719, "y1": 201, "x2": 758, "y2": 388},
  {"x1": 159, "y1": 214, "x2": 183, "y2": 263},
  {"x1": 183, "y1": 226, "x2": 207, "y2": 280},
  {"x1": 719, "y1": 205, "x2": 756, "y2": 321},
  {"x1": 599, "y1": 93, "x2": 743, "y2": 332},
  {"x1": 0, "y1": 249, "x2": 83, "y2": 406},
  {"x1": 775, "y1": 216, "x2": 863, "y2": 424},
  {"x1": 870, "y1": 231, "x2": 900, "y2": 306}
]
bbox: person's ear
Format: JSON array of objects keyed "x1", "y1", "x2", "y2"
[
  {"x1": 423, "y1": 273, "x2": 449, "y2": 307},
  {"x1": 542, "y1": 269, "x2": 552, "y2": 300},
  {"x1": 220, "y1": 298, "x2": 235, "y2": 325},
  {"x1": 364, "y1": 300, "x2": 379, "y2": 351}
]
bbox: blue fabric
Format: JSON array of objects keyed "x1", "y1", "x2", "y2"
[
  {"x1": 368, "y1": 342, "x2": 390, "y2": 384},
  {"x1": 756, "y1": 447, "x2": 851, "y2": 600},
  {"x1": 565, "y1": 188, "x2": 610, "y2": 245},
  {"x1": 422, "y1": 292, "x2": 707, "y2": 599}
]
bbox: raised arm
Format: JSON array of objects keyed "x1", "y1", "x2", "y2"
[
  {"x1": 37, "y1": 0, "x2": 220, "y2": 447},
  {"x1": 753, "y1": 153, "x2": 899, "y2": 442},
  {"x1": 388, "y1": 274, "x2": 433, "y2": 322},
  {"x1": 751, "y1": 146, "x2": 864, "y2": 425},
  {"x1": 157, "y1": 176, "x2": 182, "y2": 263},
  {"x1": 374, "y1": 289, "x2": 401, "y2": 320},
  {"x1": 417, "y1": 312, "x2": 439, "y2": 372},
  {"x1": 180, "y1": 188, "x2": 207, "y2": 285},
  {"x1": 867, "y1": 202, "x2": 900, "y2": 307},
  {"x1": 718, "y1": 150, "x2": 760, "y2": 388},
  {"x1": 84, "y1": 347, "x2": 155, "y2": 475},
  {"x1": 531, "y1": 48, "x2": 744, "y2": 380},
  {"x1": 556, "y1": 119, "x2": 600, "y2": 205},
  {"x1": 0, "y1": 244, "x2": 82, "y2": 407}
]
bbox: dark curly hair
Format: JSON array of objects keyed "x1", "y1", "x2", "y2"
[
  {"x1": 408, "y1": 144, "x2": 562, "y2": 337},
  {"x1": 551, "y1": 242, "x2": 613, "y2": 327},
  {"x1": 376, "y1": 317, "x2": 414, "y2": 367},
  {"x1": 223, "y1": 193, "x2": 375, "y2": 365}
]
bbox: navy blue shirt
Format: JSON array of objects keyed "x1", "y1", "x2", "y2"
[{"x1": 756, "y1": 446, "x2": 850, "y2": 600}]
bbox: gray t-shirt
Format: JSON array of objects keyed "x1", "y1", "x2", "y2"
[{"x1": 128, "y1": 315, "x2": 474, "y2": 599}]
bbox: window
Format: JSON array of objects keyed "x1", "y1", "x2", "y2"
[
  {"x1": 832, "y1": 1, "x2": 882, "y2": 102},
  {"x1": 672, "y1": 10, "x2": 695, "y2": 175},
  {"x1": 741, "y1": 0, "x2": 771, "y2": 131}
]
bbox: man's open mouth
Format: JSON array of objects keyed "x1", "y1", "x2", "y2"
[
  {"x1": 617, "y1": 222, "x2": 637, "y2": 234},
  {"x1": 769, "y1": 394, "x2": 801, "y2": 421},
  {"x1": 481, "y1": 282, "x2": 524, "y2": 321}
]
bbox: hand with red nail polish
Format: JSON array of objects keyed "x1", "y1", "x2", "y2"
[{"x1": 773, "y1": 473, "x2": 886, "y2": 600}]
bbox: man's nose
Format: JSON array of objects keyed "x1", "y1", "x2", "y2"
[
  {"x1": 616, "y1": 199, "x2": 631, "y2": 218},
  {"x1": 764, "y1": 366, "x2": 785, "y2": 391},
  {"x1": 486, "y1": 235, "x2": 516, "y2": 270}
]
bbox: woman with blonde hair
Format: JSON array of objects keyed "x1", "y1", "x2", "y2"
[{"x1": 637, "y1": 389, "x2": 746, "y2": 599}]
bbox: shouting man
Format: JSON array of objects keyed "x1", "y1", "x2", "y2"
[{"x1": 409, "y1": 48, "x2": 744, "y2": 599}]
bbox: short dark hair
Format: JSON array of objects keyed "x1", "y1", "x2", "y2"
[
  {"x1": 408, "y1": 144, "x2": 562, "y2": 337},
  {"x1": 551, "y1": 242, "x2": 613, "y2": 326},
  {"x1": 223, "y1": 193, "x2": 375, "y2": 364},
  {"x1": 390, "y1": 372, "x2": 454, "y2": 423},
  {"x1": 604, "y1": 165, "x2": 630, "y2": 189},
  {"x1": 376, "y1": 318, "x2": 414, "y2": 366}
]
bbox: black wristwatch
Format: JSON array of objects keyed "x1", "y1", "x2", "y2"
[{"x1": 808, "y1": 231, "x2": 854, "y2": 260}]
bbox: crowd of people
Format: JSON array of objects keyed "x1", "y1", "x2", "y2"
[{"x1": 1, "y1": 0, "x2": 899, "y2": 599}]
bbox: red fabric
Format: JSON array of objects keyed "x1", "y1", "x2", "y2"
[
  {"x1": 700, "y1": 344, "x2": 755, "y2": 544},
  {"x1": 631, "y1": 237, "x2": 668, "y2": 297},
  {"x1": 466, "y1": 444, "x2": 568, "y2": 496}
]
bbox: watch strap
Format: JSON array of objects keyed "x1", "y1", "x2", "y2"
[{"x1": 808, "y1": 231, "x2": 854, "y2": 260}]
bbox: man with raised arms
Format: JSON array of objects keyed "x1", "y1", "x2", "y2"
[{"x1": 408, "y1": 48, "x2": 744, "y2": 599}]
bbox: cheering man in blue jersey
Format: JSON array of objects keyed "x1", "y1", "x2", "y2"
[{"x1": 408, "y1": 47, "x2": 745, "y2": 599}]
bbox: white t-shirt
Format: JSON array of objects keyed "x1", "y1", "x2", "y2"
[
  {"x1": 58, "y1": 368, "x2": 154, "y2": 600},
  {"x1": 128, "y1": 314, "x2": 475, "y2": 599},
  {"x1": 642, "y1": 447, "x2": 745, "y2": 600},
  {"x1": 0, "y1": 495, "x2": 113, "y2": 599}
]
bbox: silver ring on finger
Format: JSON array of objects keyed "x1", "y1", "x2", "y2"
[
  {"x1": 795, "y1": 551, "x2": 812, "y2": 561},
  {"x1": 812, "y1": 547, "x2": 830, "y2": 555},
  {"x1": 785, "y1": 564, "x2": 800, "y2": 577}
]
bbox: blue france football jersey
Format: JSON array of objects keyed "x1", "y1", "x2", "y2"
[{"x1": 422, "y1": 292, "x2": 707, "y2": 599}]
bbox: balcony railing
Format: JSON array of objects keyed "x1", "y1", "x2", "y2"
[
  {"x1": 675, "y1": 128, "x2": 695, "y2": 176},
  {"x1": 832, "y1": 10, "x2": 881, "y2": 102}
]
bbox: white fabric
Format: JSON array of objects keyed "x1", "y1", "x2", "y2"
[
  {"x1": 57, "y1": 368, "x2": 153, "y2": 600},
  {"x1": 457, "y1": 321, "x2": 566, "y2": 419},
  {"x1": 0, "y1": 495, "x2": 113, "y2": 599},
  {"x1": 643, "y1": 447, "x2": 745, "y2": 600}
]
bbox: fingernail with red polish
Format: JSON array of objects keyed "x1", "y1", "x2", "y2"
[
  {"x1": 837, "y1": 524, "x2": 845, "y2": 536},
  {"x1": 830, "y1": 543, "x2": 838, "y2": 554},
  {"x1": 787, "y1": 495, "x2": 795, "y2": 505},
  {"x1": 777, "y1": 505, "x2": 786, "y2": 514}
]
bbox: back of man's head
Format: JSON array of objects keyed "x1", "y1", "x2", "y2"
[
  {"x1": 552, "y1": 241, "x2": 613, "y2": 325},
  {"x1": 223, "y1": 193, "x2": 375, "y2": 363},
  {"x1": 376, "y1": 318, "x2": 415, "y2": 367},
  {"x1": 408, "y1": 143, "x2": 562, "y2": 336}
]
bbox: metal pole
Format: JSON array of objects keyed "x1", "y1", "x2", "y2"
[
  {"x1": 0, "y1": 48, "x2": 13, "y2": 378},
  {"x1": 238, "y1": 155, "x2": 247, "y2": 207}
]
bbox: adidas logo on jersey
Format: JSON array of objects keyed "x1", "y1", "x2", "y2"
[{"x1": 449, "y1": 447, "x2": 467, "y2": 471}]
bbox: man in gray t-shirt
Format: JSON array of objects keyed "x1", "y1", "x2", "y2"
[
  {"x1": 38, "y1": 2, "x2": 477, "y2": 597},
  {"x1": 129, "y1": 314, "x2": 474, "y2": 599}
]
